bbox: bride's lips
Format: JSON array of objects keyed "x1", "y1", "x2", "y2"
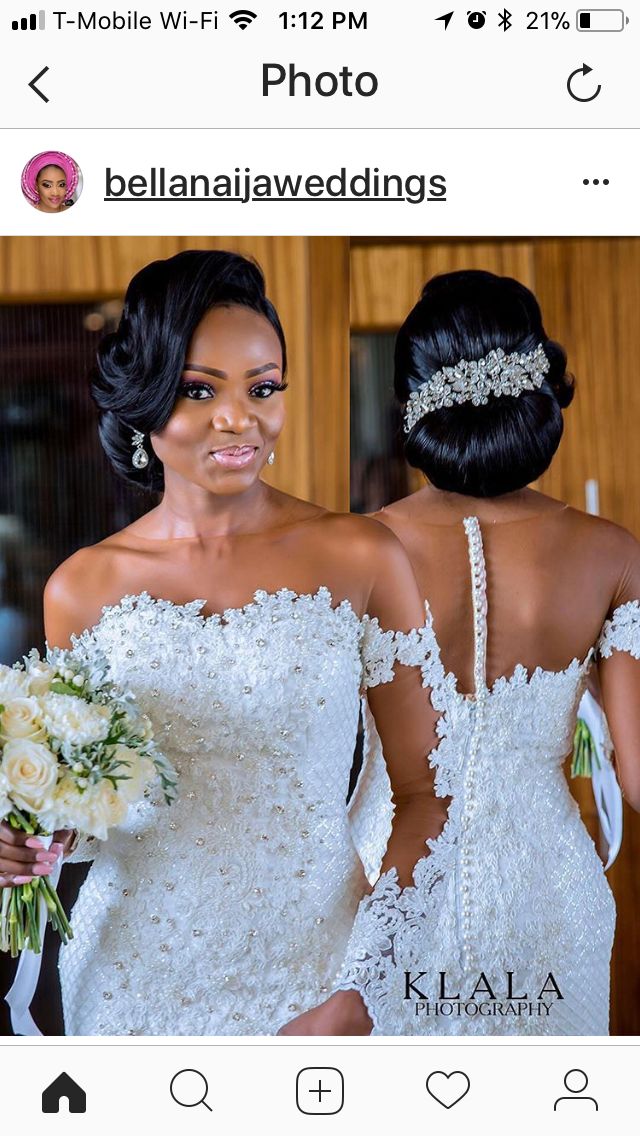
[{"x1": 209, "y1": 445, "x2": 258, "y2": 470}]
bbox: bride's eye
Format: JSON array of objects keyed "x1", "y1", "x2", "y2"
[
  {"x1": 250, "y1": 380, "x2": 288, "y2": 400},
  {"x1": 180, "y1": 382, "x2": 214, "y2": 400}
]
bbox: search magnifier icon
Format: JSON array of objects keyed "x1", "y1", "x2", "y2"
[{"x1": 170, "y1": 1068, "x2": 212, "y2": 1112}]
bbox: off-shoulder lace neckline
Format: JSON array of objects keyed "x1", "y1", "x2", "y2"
[
  {"x1": 416, "y1": 603, "x2": 594, "y2": 704},
  {"x1": 73, "y1": 585, "x2": 364, "y2": 641}
]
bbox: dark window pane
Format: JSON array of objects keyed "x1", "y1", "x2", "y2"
[{"x1": 350, "y1": 333, "x2": 411, "y2": 513}]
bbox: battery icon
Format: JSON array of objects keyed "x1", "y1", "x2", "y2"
[{"x1": 577, "y1": 9, "x2": 628, "y2": 30}]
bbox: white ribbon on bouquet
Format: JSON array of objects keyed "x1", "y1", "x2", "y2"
[{"x1": 577, "y1": 690, "x2": 623, "y2": 870}]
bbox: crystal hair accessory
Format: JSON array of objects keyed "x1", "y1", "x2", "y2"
[
  {"x1": 131, "y1": 429, "x2": 149, "y2": 470},
  {"x1": 403, "y1": 344, "x2": 551, "y2": 433}
]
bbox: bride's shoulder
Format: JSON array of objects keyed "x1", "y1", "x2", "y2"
[
  {"x1": 560, "y1": 506, "x2": 640, "y2": 606},
  {"x1": 312, "y1": 509, "x2": 411, "y2": 565},
  {"x1": 563, "y1": 505, "x2": 639, "y2": 557},
  {"x1": 44, "y1": 534, "x2": 134, "y2": 647}
]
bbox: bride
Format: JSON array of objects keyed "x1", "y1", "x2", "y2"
[
  {"x1": 347, "y1": 269, "x2": 640, "y2": 1035},
  {"x1": 0, "y1": 249, "x2": 445, "y2": 1036}
]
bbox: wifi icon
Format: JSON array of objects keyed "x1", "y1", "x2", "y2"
[{"x1": 229, "y1": 9, "x2": 257, "y2": 29}]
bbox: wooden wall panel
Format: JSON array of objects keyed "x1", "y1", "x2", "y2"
[
  {"x1": 308, "y1": 236, "x2": 350, "y2": 511},
  {"x1": 351, "y1": 236, "x2": 640, "y2": 1035},
  {"x1": 0, "y1": 235, "x2": 349, "y2": 511},
  {"x1": 351, "y1": 240, "x2": 536, "y2": 329},
  {"x1": 534, "y1": 239, "x2": 640, "y2": 538}
]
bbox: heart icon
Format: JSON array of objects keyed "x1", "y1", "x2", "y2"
[{"x1": 426, "y1": 1070, "x2": 471, "y2": 1109}]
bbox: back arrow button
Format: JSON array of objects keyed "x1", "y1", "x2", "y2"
[{"x1": 29, "y1": 66, "x2": 50, "y2": 103}]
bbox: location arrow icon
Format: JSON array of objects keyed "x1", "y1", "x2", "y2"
[
  {"x1": 29, "y1": 66, "x2": 49, "y2": 103},
  {"x1": 436, "y1": 11, "x2": 454, "y2": 29}
]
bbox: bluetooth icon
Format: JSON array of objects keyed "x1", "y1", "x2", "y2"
[{"x1": 498, "y1": 8, "x2": 512, "y2": 30}]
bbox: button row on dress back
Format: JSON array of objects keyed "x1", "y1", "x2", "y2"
[
  {"x1": 463, "y1": 516, "x2": 489, "y2": 698},
  {"x1": 459, "y1": 517, "x2": 489, "y2": 971}
]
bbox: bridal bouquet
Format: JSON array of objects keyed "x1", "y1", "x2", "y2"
[{"x1": 0, "y1": 644, "x2": 176, "y2": 958}]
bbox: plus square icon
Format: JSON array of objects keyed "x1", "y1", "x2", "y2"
[{"x1": 296, "y1": 1067, "x2": 344, "y2": 1115}]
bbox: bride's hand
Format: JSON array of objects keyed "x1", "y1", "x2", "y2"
[
  {"x1": 0, "y1": 820, "x2": 74, "y2": 887},
  {"x1": 277, "y1": 989, "x2": 373, "y2": 1036}
]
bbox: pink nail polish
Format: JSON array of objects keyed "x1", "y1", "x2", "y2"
[
  {"x1": 25, "y1": 838, "x2": 44, "y2": 850},
  {"x1": 35, "y1": 852, "x2": 56, "y2": 863},
  {"x1": 32, "y1": 864, "x2": 52, "y2": 876},
  {"x1": 14, "y1": 876, "x2": 32, "y2": 884}
]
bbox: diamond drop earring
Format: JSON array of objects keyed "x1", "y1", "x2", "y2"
[
  {"x1": 267, "y1": 451, "x2": 275, "y2": 466},
  {"x1": 131, "y1": 429, "x2": 149, "y2": 470}
]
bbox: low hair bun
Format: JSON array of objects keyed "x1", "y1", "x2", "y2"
[{"x1": 395, "y1": 270, "x2": 575, "y2": 497}]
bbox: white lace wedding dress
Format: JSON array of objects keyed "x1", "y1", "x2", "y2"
[
  {"x1": 338, "y1": 517, "x2": 636, "y2": 1036},
  {"x1": 59, "y1": 587, "x2": 396, "y2": 1036}
]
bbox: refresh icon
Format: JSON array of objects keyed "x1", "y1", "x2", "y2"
[{"x1": 567, "y1": 63, "x2": 602, "y2": 102}]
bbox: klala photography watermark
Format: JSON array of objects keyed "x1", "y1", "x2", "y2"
[{"x1": 404, "y1": 972, "x2": 564, "y2": 1020}]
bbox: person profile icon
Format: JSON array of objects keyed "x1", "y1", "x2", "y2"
[{"x1": 553, "y1": 1068, "x2": 598, "y2": 1111}]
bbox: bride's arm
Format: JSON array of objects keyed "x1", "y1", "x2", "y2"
[
  {"x1": 278, "y1": 524, "x2": 446, "y2": 1035},
  {"x1": 596, "y1": 538, "x2": 640, "y2": 811}
]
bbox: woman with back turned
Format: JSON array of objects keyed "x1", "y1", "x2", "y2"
[{"x1": 348, "y1": 270, "x2": 640, "y2": 1035}]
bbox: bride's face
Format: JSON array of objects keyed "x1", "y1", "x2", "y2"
[{"x1": 151, "y1": 304, "x2": 286, "y2": 496}]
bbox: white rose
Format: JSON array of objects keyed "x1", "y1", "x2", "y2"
[
  {"x1": 25, "y1": 659, "x2": 59, "y2": 696},
  {"x1": 75, "y1": 780, "x2": 128, "y2": 841},
  {"x1": 112, "y1": 745, "x2": 156, "y2": 804},
  {"x1": 0, "y1": 697, "x2": 46, "y2": 742},
  {"x1": 39, "y1": 692, "x2": 112, "y2": 746},
  {"x1": 0, "y1": 666, "x2": 31, "y2": 701},
  {"x1": 1, "y1": 739, "x2": 59, "y2": 814}
]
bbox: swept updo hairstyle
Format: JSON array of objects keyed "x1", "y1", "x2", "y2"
[
  {"x1": 92, "y1": 249, "x2": 287, "y2": 492},
  {"x1": 394, "y1": 270, "x2": 574, "y2": 497}
]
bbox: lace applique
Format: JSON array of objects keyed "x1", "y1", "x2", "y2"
[
  {"x1": 395, "y1": 603, "x2": 444, "y2": 681},
  {"x1": 335, "y1": 829, "x2": 456, "y2": 1032},
  {"x1": 359, "y1": 614, "x2": 396, "y2": 688},
  {"x1": 597, "y1": 600, "x2": 640, "y2": 659}
]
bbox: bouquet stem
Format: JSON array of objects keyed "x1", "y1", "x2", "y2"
[
  {"x1": 572, "y1": 717, "x2": 601, "y2": 778},
  {"x1": 1, "y1": 877, "x2": 73, "y2": 959},
  {"x1": 1, "y1": 813, "x2": 74, "y2": 958}
]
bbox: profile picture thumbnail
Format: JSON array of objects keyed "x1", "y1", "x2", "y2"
[{"x1": 21, "y1": 151, "x2": 82, "y2": 214}]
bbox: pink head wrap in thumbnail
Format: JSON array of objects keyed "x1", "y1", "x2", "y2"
[{"x1": 21, "y1": 151, "x2": 79, "y2": 205}]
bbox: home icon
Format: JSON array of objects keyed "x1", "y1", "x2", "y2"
[{"x1": 42, "y1": 1072, "x2": 87, "y2": 1113}]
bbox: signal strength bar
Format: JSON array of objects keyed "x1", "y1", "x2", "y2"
[{"x1": 11, "y1": 10, "x2": 45, "y2": 30}]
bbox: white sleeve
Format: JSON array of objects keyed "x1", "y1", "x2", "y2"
[
  {"x1": 597, "y1": 600, "x2": 640, "y2": 659},
  {"x1": 335, "y1": 611, "x2": 451, "y2": 1034}
]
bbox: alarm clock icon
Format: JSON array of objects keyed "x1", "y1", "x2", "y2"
[{"x1": 467, "y1": 10, "x2": 487, "y2": 27}]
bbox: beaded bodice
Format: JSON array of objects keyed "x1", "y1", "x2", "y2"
[{"x1": 59, "y1": 586, "x2": 396, "y2": 1035}]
